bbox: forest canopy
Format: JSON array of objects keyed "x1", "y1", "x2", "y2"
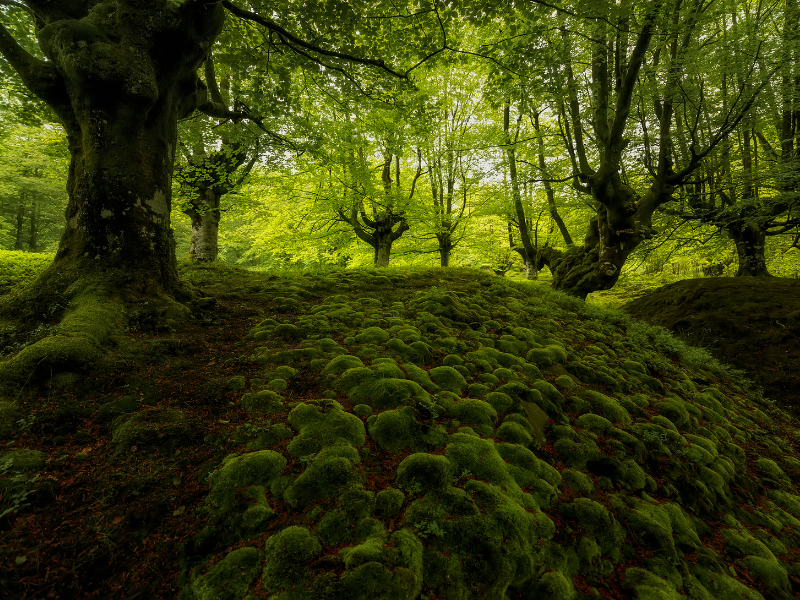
[{"x1": 0, "y1": 0, "x2": 798, "y2": 298}]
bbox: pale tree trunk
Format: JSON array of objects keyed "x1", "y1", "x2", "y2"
[
  {"x1": 186, "y1": 189, "x2": 221, "y2": 261},
  {"x1": 525, "y1": 258, "x2": 538, "y2": 280}
]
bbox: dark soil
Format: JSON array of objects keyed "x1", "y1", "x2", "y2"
[{"x1": 622, "y1": 276, "x2": 800, "y2": 422}]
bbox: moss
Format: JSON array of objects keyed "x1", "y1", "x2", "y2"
[
  {"x1": 396, "y1": 453, "x2": 454, "y2": 493},
  {"x1": 484, "y1": 391, "x2": 515, "y2": 413},
  {"x1": 442, "y1": 354, "x2": 464, "y2": 366},
  {"x1": 561, "y1": 469, "x2": 595, "y2": 494},
  {"x1": 0, "y1": 290, "x2": 123, "y2": 393},
  {"x1": 111, "y1": 406, "x2": 194, "y2": 454},
  {"x1": 266, "y1": 378, "x2": 288, "y2": 392},
  {"x1": 446, "y1": 399, "x2": 497, "y2": 428},
  {"x1": 241, "y1": 390, "x2": 285, "y2": 414},
  {"x1": 428, "y1": 366, "x2": 467, "y2": 393},
  {"x1": 351, "y1": 378, "x2": 431, "y2": 410},
  {"x1": 754, "y1": 458, "x2": 787, "y2": 480},
  {"x1": 374, "y1": 487, "x2": 405, "y2": 517},
  {"x1": 207, "y1": 450, "x2": 287, "y2": 514},
  {"x1": 581, "y1": 390, "x2": 632, "y2": 427},
  {"x1": 528, "y1": 570, "x2": 577, "y2": 600},
  {"x1": 286, "y1": 400, "x2": 366, "y2": 458},
  {"x1": 496, "y1": 421, "x2": 533, "y2": 446},
  {"x1": 321, "y1": 355, "x2": 365, "y2": 379},
  {"x1": 400, "y1": 363, "x2": 439, "y2": 390},
  {"x1": 283, "y1": 455, "x2": 364, "y2": 509},
  {"x1": 355, "y1": 326, "x2": 390, "y2": 344},
  {"x1": 368, "y1": 407, "x2": 418, "y2": 453},
  {"x1": 274, "y1": 323, "x2": 302, "y2": 340},
  {"x1": 188, "y1": 546, "x2": 263, "y2": 600},
  {"x1": 262, "y1": 526, "x2": 322, "y2": 594},
  {"x1": 96, "y1": 395, "x2": 139, "y2": 423},
  {"x1": 0, "y1": 448, "x2": 46, "y2": 472},
  {"x1": 353, "y1": 404, "x2": 373, "y2": 417}
]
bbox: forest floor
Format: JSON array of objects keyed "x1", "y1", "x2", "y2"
[{"x1": 0, "y1": 261, "x2": 799, "y2": 600}]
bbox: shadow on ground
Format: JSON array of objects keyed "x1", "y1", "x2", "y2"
[{"x1": 622, "y1": 277, "x2": 800, "y2": 422}]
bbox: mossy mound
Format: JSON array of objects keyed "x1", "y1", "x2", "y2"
[
  {"x1": 112, "y1": 407, "x2": 196, "y2": 454},
  {"x1": 178, "y1": 267, "x2": 800, "y2": 600}
]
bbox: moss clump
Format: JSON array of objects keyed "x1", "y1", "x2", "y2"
[
  {"x1": 484, "y1": 391, "x2": 515, "y2": 413},
  {"x1": 355, "y1": 326, "x2": 390, "y2": 344},
  {"x1": 207, "y1": 450, "x2": 287, "y2": 515},
  {"x1": 96, "y1": 395, "x2": 140, "y2": 423},
  {"x1": 374, "y1": 487, "x2": 405, "y2": 517},
  {"x1": 286, "y1": 400, "x2": 365, "y2": 458},
  {"x1": 429, "y1": 366, "x2": 467, "y2": 393},
  {"x1": 226, "y1": 375, "x2": 246, "y2": 391},
  {"x1": 111, "y1": 407, "x2": 194, "y2": 454},
  {"x1": 262, "y1": 526, "x2": 322, "y2": 594},
  {"x1": 241, "y1": 390, "x2": 285, "y2": 414},
  {"x1": 283, "y1": 452, "x2": 364, "y2": 509},
  {"x1": 396, "y1": 453, "x2": 454, "y2": 493},
  {"x1": 187, "y1": 546, "x2": 263, "y2": 600},
  {"x1": 446, "y1": 399, "x2": 497, "y2": 428},
  {"x1": 367, "y1": 407, "x2": 418, "y2": 453}
]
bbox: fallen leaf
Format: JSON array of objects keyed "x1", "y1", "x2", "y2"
[
  {"x1": 15, "y1": 556, "x2": 27, "y2": 565},
  {"x1": 173, "y1": 505, "x2": 186, "y2": 516},
  {"x1": 112, "y1": 516, "x2": 123, "y2": 524}
]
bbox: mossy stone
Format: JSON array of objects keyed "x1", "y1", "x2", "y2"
[
  {"x1": 555, "y1": 375, "x2": 578, "y2": 390},
  {"x1": 484, "y1": 392, "x2": 515, "y2": 413},
  {"x1": 265, "y1": 378, "x2": 287, "y2": 392},
  {"x1": 188, "y1": 546, "x2": 263, "y2": 600},
  {"x1": 374, "y1": 487, "x2": 405, "y2": 517},
  {"x1": 321, "y1": 354, "x2": 364, "y2": 377},
  {"x1": 446, "y1": 399, "x2": 497, "y2": 427},
  {"x1": 353, "y1": 404, "x2": 373, "y2": 417},
  {"x1": 274, "y1": 323, "x2": 301, "y2": 340},
  {"x1": 529, "y1": 570, "x2": 577, "y2": 600},
  {"x1": 316, "y1": 508, "x2": 354, "y2": 547},
  {"x1": 97, "y1": 395, "x2": 139, "y2": 423},
  {"x1": 492, "y1": 367, "x2": 516, "y2": 382},
  {"x1": 283, "y1": 455, "x2": 363, "y2": 509},
  {"x1": 111, "y1": 407, "x2": 193, "y2": 453},
  {"x1": 268, "y1": 365, "x2": 298, "y2": 380},
  {"x1": 351, "y1": 378, "x2": 430, "y2": 410},
  {"x1": 286, "y1": 400, "x2": 366, "y2": 458},
  {"x1": 355, "y1": 326, "x2": 390, "y2": 344},
  {"x1": 241, "y1": 390, "x2": 285, "y2": 414},
  {"x1": 467, "y1": 383, "x2": 489, "y2": 397},
  {"x1": 208, "y1": 450, "x2": 287, "y2": 514},
  {"x1": 561, "y1": 468, "x2": 595, "y2": 494},
  {"x1": 429, "y1": 366, "x2": 467, "y2": 393},
  {"x1": 242, "y1": 504, "x2": 276, "y2": 529},
  {"x1": 368, "y1": 407, "x2": 417, "y2": 453},
  {"x1": 443, "y1": 354, "x2": 464, "y2": 366},
  {"x1": 396, "y1": 453, "x2": 454, "y2": 493},
  {"x1": 262, "y1": 526, "x2": 322, "y2": 592},
  {"x1": 496, "y1": 421, "x2": 533, "y2": 445},
  {"x1": 401, "y1": 363, "x2": 439, "y2": 390}
]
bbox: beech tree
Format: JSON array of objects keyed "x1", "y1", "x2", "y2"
[{"x1": 0, "y1": 0, "x2": 442, "y2": 388}]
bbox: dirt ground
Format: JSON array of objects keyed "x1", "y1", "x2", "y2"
[{"x1": 622, "y1": 276, "x2": 800, "y2": 423}]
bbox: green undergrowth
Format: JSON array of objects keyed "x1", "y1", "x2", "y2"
[{"x1": 173, "y1": 265, "x2": 800, "y2": 600}]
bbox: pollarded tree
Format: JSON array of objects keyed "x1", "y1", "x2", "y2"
[{"x1": 0, "y1": 0, "x2": 442, "y2": 388}]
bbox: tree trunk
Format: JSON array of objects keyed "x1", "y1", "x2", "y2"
[
  {"x1": 439, "y1": 238, "x2": 451, "y2": 267},
  {"x1": 28, "y1": 197, "x2": 38, "y2": 252},
  {"x1": 374, "y1": 234, "x2": 393, "y2": 267},
  {"x1": 525, "y1": 258, "x2": 538, "y2": 280},
  {"x1": 14, "y1": 199, "x2": 24, "y2": 250},
  {"x1": 730, "y1": 223, "x2": 771, "y2": 277},
  {"x1": 0, "y1": 3, "x2": 226, "y2": 296},
  {"x1": 184, "y1": 187, "x2": 222, "y2": 262}
]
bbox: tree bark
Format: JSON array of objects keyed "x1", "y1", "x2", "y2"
[
  {"x1": 185, "y1": 189, "x2": 221, "y2": 261},
  {"x1": 730, "y1": 223, "x2": 771, "y2": 277}
]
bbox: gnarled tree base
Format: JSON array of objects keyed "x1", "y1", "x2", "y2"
[{"x1": 0, "y1": 264, "x2": 194, "y2": 396}]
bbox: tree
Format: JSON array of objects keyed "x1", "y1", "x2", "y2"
[{"x1": 0, "y1": 0, "x2": 442, "y2": 388}]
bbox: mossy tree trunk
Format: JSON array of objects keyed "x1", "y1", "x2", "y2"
[
  {"x1": 541, "y1": 11, "x2": 758, "y2": 299},
  {"x1": 0, "y1": 1, "x2": 228, "y2": 296}
]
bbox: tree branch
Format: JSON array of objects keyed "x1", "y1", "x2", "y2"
[{"x1": 222, "y1": 0, "x2": 407, "y2": 79}]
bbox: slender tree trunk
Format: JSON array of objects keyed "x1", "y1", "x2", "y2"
[
  {"x1": 28, "y1": 197, "x2": 38, "y2": 252},
  {"x1": 525, "y1": 258, "x2": 538, "y2": 280},
  {"x1": 438, "y1": 233, "x2": 451, "y2": 267},
  {"x1": 186, "y1": 189, "x2": 221, "y2": 262},
  {"x1": 14, "y1": 198, "x2": 24, "y2": 250}
]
